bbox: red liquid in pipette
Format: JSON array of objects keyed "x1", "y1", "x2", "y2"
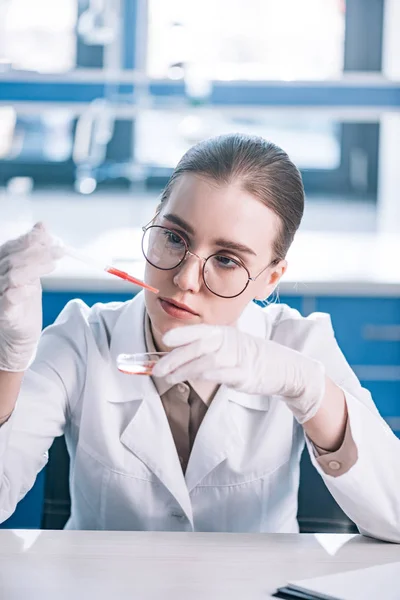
[{"x1": 106, "y1": 266, "x2": 158, "y2": 294}]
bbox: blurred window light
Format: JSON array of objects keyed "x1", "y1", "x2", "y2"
[
  {"x1": 136, "y1": 110, "x2": 340, "y2": 170},
  {"x1": 0, "y1": 0, "x2": 77, "y2": 73},
  {"x1": 0, "y1": 107, "x2": 17, "y2": 159},
  {"x1": 4, "y1": 111, "x2": 74, "y2": 162},
  {"x1": 147, "y1": 0, "x2": 345, "y2": 81}
]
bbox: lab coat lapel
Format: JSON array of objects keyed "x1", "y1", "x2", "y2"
[
  {"x1": 184, "y1": 386, "x2": 241, "y2": 492},
  {"x1": 109, "y1": 293, "x2": 193, "y2": 523},
  {"x1": 119, "y1": 380, "x2": 193, "y2": 523},
  {"x1": 185, "y1": 301, "x2": 269, "y2": 492}
]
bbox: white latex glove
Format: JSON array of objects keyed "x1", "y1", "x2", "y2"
[
  {"x1": 152, "y1": 324, "x2": 326, "y2": 424},
  {"x1": 0, "y1": 222, "x2": 64, "y2": 372}
]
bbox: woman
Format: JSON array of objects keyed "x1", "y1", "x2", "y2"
[{"x1": 0, "y1": 134, "x2": 399, "y2": 540}]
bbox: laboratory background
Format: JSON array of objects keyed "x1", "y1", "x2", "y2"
[{"x1": 0, "y1": 0, "x2": 399, "y2": 536}]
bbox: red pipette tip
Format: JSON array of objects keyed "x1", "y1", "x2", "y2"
[{"x1": 106, "y1": 266, "x2": 159, "y2": 294}]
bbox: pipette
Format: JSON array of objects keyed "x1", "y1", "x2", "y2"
[{"x1": 64, "y1": 246, "x2": 159, "y2": 294}]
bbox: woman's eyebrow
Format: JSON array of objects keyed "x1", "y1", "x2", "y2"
[
  {"x1": 163, "y1": 212, "x2": 256, "y2": 256},
  {"x1": 213, "y1": 238, "x2": 257, "y2": 257},
  {"x1": 163, "y1": 213, "x2": 195, "y2": 235}
]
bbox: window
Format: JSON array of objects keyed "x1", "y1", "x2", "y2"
[
  {"x1": 0, "y1": 0, "x2": 77, "y2": 73},
  {"x1": 0, "y1": 0, "x2": 385, "y2": 199},
  {"x1": 147, "y1": 0, "x2": 345, "y2": 81},
  {"x1": 136, "y1": 109, "x2": 341, "y2": 170},
  {"x1": 143, "y1": 0, "x2": 382, "y2": 199}
]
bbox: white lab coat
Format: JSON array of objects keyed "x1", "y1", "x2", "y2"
[{"x1": 0, "y1": 293, "x2": 399, "y2": 540}]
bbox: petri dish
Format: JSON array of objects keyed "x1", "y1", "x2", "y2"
[{"x1": 116, "y1": 352, "x2": 168, "y2": 376}]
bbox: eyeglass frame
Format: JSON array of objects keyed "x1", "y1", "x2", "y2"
[{"x1": 141, "y1": 220, "x2": 280, "y2": 299}]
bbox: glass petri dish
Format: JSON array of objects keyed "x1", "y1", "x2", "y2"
[{"x1": 116, "y1": 352, "x2": 168, "y2": 376}]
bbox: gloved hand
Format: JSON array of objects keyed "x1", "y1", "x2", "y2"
[
  {"x1": 152, "y1": 324, "x2": 326, "y2": 424},
  {"x1": 0, "y1": 222, "x2": 64, "y2": 372}
]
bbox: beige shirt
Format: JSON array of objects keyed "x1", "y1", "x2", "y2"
[
  {"x1": 145, "y1": 315, "x2": 219, "y2": 473},
  {"x1": 144, "y1": 314, "x2": 357, "y2": 478}
]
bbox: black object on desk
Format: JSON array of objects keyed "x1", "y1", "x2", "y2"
[{"x1": 272, "y1": 586, "x2": 327, "y2": 599}]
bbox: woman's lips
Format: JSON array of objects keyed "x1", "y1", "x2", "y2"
[{"x1": 159, "y1": 298, "x2": 198, "y2": 320}]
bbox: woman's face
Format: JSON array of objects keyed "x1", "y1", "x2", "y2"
[{"x1": 144, "y1": 174, "x2": 287, "y2": 351}]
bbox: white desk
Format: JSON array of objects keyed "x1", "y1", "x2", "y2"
[
  {"x1": 2, "y1": 191, "x2": 400, "y2": 296},
  {"x1": 0, "y1": 531, "x2": 399, "y2": 599}
]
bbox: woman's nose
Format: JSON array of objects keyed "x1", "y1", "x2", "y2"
[{"x1": 172, "y1": 252, "x2": 203, "y2": 293}]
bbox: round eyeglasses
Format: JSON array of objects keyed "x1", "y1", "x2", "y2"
[{"x1": 141, "y1": 224, "x2": 276, "y2": 299}]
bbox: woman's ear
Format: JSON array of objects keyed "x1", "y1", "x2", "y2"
[{"x1": 254, "y1": 260, "x2": 287, "y2": 301}]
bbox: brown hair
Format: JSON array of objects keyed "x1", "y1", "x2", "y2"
[{"x1": 158, "y1": 133, "x2": 304, "y2": 261}]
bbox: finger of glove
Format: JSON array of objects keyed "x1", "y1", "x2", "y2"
[
  {"x1": 0, "y1": 242, "x2": 60, "y2": 277},
  {"x1": 153, "y1": 333, "x2": 222, "y2": 378},
  {"x1": 0, "y1": 222, "x2": 64, "y2": 263},
  {"x1": 164, "y1": 352, "x2": 226, "y2": 385},
  {"x1": 162, "y1": 324, "x2": 218, "y2": 348},
  {"x1": 0, "y1": 238, "x2": 64, "y2": 275},
  {"x1": 0, "y1": 222, "x2": 48, "y2": 257},
  {"x1": 0, "y1": 258, "x2": 57, "y2": 292}
]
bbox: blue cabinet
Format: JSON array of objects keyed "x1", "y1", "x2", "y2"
[
  {"x1": 0, "y1": 469, "x2": 46, "y2": 529},
  {"x1": 316, "y1": 298, "x2": 400, "y2": 366},
  {"x1": 359, "y1": 381, "x2": 400, "y2": 418},
  {"x1": 316, "y1": 297, "x2": 400, "y2": 436},
  {"x1": 42, "y1": 291, "x2": 134, "y2": 328}
]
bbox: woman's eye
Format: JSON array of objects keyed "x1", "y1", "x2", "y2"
[
  {"x1": 164, "y1": 231, "x2": 185, "y2": 246},
  {"x1": 213, "y1": 255, "x2": 240, "y2": 269}
]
